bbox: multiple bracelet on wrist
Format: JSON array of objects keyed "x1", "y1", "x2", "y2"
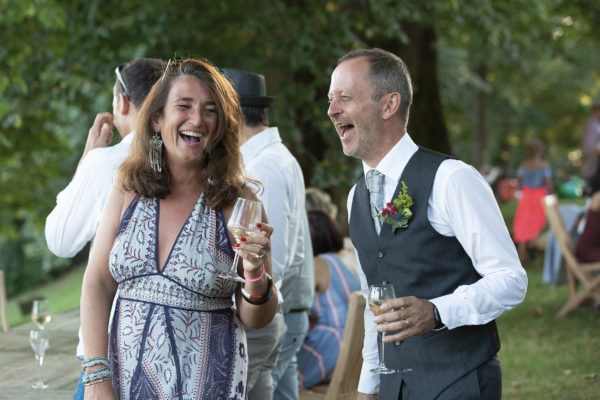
[
  {"x1": 81, "y1": 356, "x2": 111, "y2": 386},
  {"x1": 241, "y1": 271, "x2": 273, "y2": 305},
  {"x1": 244, "y1": 263, "x2": 265, "y2": 282}
]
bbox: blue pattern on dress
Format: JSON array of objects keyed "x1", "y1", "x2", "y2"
[
  {"x1": 296, "y1": 253, "x2": 361, "y2": 389},
  {"x1": 108, "y1": 193, "x2": 247, "y2": 400}
]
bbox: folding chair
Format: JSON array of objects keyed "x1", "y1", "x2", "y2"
[
  {"x1": 543, "y1": 194, "x2": 600, "y2": 317},
  {"x1": 299, "y1": 291, "x2": 366, "y2": 400},
  {"x1": 0, "y1": 270, "x2": 8, "y2": 332}
]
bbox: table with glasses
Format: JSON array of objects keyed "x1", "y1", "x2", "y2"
[{"x1": 0, "y1": 307, "x2": 80, "y2": 399}]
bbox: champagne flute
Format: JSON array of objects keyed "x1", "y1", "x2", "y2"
[
  {"x1": 369, "y1": 283, "x2": 397, "y2": 374},
  {"x1": 31, "y1": 299, "x2": 51, "y2": 330},
  {"x1": 219, "y1": 198, "x2": 263, "y2": 283},
  {"x1": 29, "y1": 329, "x2": 49, "y2": 389}
]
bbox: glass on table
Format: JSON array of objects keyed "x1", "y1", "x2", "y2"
[
  {"x1": 31, "y1": 299, "x2": 51, "y2": 330},
  {"x1": 29, "y1": 329, "x2": 49, "y2": 389}
]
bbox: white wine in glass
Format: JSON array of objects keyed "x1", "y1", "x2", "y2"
[
  {"x1": 29, "y1": 329, "x2": 49, "y2": 389},
  {"x1": 31, "y1": 299, "x2": 51, "y2": 330},
  {"x1": 219, "y1": 198, "x2": 263, "y2": 283},
  {"x1": 369, "y1": 283, "x2": 397, "y2": 374}
]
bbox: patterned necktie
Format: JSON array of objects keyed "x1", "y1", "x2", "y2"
[{"x1": 365, "y1": 169, "x2": 385, "y2": 234}]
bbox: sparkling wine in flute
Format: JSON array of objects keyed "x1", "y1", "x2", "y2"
[
  {"x1": 369, "y1": 300, "x2": 384, "y2": 316},
  {"x1": 219, "y1": 197, "x2": 263, "y2": 282},
  {"x1": 32, "y1": 315, "x2": 51, "y2": 326},
  {"x1": 31, "y1": 299, "x2": 51, "y2": 330},
  {"x1": 228, "y1": 226, "x2": 259, "y2": 244},
  {"x1": 368, "y1": 283, "x2": 396, "y2": 374}
]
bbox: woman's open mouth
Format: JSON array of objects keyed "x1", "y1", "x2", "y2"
[{"x1": 179, "y1": 131, "x2": 204, "y2": 144}]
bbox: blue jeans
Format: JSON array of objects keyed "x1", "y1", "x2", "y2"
[
  {"x1": 73, "y1": 370, "x2": 84, "y2": 400},
  {"x1": 272, "y1": 311, "x2": 309, "y2": 400}
]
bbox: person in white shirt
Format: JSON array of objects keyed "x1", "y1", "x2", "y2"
[
  {"x1": 223, "y1": 68, "x2": 315, "y2": 400},
  {"x1": 44, "y1": 58, "x2": 165, "y2": 400},
  {"x1": 327, "y1": 48, "x2": 527, "y2": 399}
]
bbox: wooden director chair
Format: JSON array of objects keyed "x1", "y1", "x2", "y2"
[
  {"x1": 0, "y1": 270, "x2": 8, "y2": 332},
  {"x1": 543, "y1": 194, "x2": 600, "y2": 317},
  {"x1": 299, "y1": 291, "x2": 366, "y2": 400}
]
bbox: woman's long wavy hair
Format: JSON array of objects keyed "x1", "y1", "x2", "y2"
[{"x1": 118, "y1": 58, "x2": 247, "y2": 210}]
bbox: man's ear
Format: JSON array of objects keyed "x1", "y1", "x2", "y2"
[
  {"x1": 382, "y1": 92, "x2": 401, "y2": 120},
  {"x1": 118, "y1": 92, "x2": 130, "y2": 116}
]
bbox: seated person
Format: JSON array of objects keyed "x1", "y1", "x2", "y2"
[
  {"x1": 576, "y1": 167, "x2": 600, "y2": 263},
  {"x1": 305, "y1": 187, "x2": 359, "y2": 277},
  {"x1": 296, "y1": 210, "x2": 361, "y2": 390}
]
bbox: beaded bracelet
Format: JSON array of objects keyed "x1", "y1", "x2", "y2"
[
  {"x1": 244, "y1": 264, "x2": 265, "y2": 282},
  {"x1": 81, "y1": 356, "x2": 109, "y2": 372},
  {"x1": 82, "y1": 366, "x2": 111, "y2": 386}
]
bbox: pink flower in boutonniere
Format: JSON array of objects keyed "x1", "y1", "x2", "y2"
[{"x1": 377, "y1": 181, "x2": 413, "y2": 233}]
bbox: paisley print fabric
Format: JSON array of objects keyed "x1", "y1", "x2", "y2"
[{"x1": 108, "y1": 194, "x2": 247, "y2": 400}]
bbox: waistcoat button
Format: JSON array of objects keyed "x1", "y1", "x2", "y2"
[{"x1": 377, "y1": 251, "x2": 385, "y2": 258}]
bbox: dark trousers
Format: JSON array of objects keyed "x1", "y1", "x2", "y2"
[{"x1": 399, "y1": 356, "x2": 502, "y2": 400}]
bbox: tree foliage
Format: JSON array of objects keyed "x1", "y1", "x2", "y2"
[{"x1": 1, "y1": 0, "x2": 599, "y2": 294}]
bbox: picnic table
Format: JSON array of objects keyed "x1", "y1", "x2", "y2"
[{"x1": 0, "y1": 308, "x2": 80, "y2": 399}]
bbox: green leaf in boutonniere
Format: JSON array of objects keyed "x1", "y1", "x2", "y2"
[{"x1": 376, "y1": 181, "x2": 414, "y2": 233}]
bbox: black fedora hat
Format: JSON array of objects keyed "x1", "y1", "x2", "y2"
[{"x1": 223, "y1": 68, "x2": 275, "y2": 108}]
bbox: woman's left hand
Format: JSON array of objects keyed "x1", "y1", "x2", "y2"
[{"x1": 234, "y1": 222, "x2": 273, "y2": 279}]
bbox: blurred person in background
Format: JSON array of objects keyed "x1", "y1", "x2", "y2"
[
  {"x1": 223, "y1": 68, "x2": 314, "y2": 400},
  {"x1": 512, "y1": 138, "x2": 554, "y2": 262},
  {"x1": 44, "y1": 58, "x2": 165, "y2": 400},
  {"x1": 576, "y1": 165, "x2": 600, "y2": 263},
  {"x1": 296, "y1": 208, "x2": 361, "y2": 390},
  {"x1": 582, "y1": 98, "x2": 600, "y2": 195}
]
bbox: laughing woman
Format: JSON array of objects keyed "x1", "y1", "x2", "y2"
[{"x1": 80, "y1": 59, "x2": 277, "y2": 400}]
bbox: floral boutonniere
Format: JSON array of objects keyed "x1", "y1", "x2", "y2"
[{"x1": 377, "y1": 181, "x2": 414, "y2": 233}]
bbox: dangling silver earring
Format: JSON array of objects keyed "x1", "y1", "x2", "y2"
[{"x1": 149, "y1": 131, "x2": 163, "y2": 172}]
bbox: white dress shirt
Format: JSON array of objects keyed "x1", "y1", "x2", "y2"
[
  {"x1": 45, "y1": 132, "x2": 134, "y2": 257},
  {"x1": 240, "y1": 127, "x2": 307, "y2": 297},
  {"x1": 45, "y1": 132, "x2": 134, "y2": 357},
  {"x1": 348, "y1": 133, "x2": 528, "y2": 394}
]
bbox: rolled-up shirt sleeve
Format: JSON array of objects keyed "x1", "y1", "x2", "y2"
[
  {"x1": 45, "y1": 136, "x2": 131, "y2": 257},
  {"x1": 428, "y1": 161, "x2": 527, "y2": 329}
]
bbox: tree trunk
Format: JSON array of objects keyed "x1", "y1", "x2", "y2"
[
  {"x1": 366, "y1": 22, "x2": 451, "y2": 155},
  {"x1": 473, "y1": 62, "x2": 489, "y2": 169}
]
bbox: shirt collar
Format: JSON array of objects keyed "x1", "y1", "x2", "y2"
[
  {"x1": 240, "y1": 126, "x2": 281, "y2": 162},
  {"x1": 362, "y1": 132, "x2": 418, "y2": 182},
  {"x1": 121, "y1": 130, "x2": 135, "y2": 144}
]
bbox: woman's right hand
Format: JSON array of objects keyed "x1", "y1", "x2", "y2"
[{"x1": 84, "y1": 380, "x2": 116, "y2": 400}]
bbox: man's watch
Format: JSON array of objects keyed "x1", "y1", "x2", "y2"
[{"x1": 432, "y1": 304, "x2": 444, "y2": 329}]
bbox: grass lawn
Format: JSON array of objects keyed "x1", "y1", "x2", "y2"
[
  {"x1": 5, "y1": 264, "x2": 85, "y2": 327},
  {"x1": 498, "y1": 256, "x2": 600, "y2": 399},
  {"x1": 5, "y1": 237, "x2": 600, "y2": 399}
]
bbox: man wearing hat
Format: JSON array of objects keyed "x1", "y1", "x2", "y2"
[
  {"x1": 224, "y1": 68, "x2": 315, "y2": 400},
  {"x1": 582, "y1": 98, "x2": 600, "y2": 195}
]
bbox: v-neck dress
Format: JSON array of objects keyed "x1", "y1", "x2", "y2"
[{"x1": 108, "y1": 193, "x2": 247, "y2": 400}]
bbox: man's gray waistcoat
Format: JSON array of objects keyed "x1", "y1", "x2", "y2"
[{"x1": 350, "y1": 148, "x2": 500, "y2": 399}]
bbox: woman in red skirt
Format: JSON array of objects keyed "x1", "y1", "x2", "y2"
[{"x1": 512, "y1": 139, "x2": 554, "y2": 261}]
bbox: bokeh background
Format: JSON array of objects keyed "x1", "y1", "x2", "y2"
[{"x1": 1, "y1": 0, "x2": 599, "y2": 295}]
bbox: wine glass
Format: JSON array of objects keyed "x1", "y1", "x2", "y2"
[
  {"x1": 31, "y1": 299, "x2": 51, "y2": 330},
  {"x1": 368, "y1": 283, "x2": 397, "y2": 374},
  {"x1": 29, "y1": 329, "x2": 49, "y2": 389},
  {"x1": 219, "y1": 198, "x2": 263, "y2": 283}
]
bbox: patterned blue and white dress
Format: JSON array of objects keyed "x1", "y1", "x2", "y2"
[{"x1": 108, "y1": 193, "x2": 247, "y2": 400}]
